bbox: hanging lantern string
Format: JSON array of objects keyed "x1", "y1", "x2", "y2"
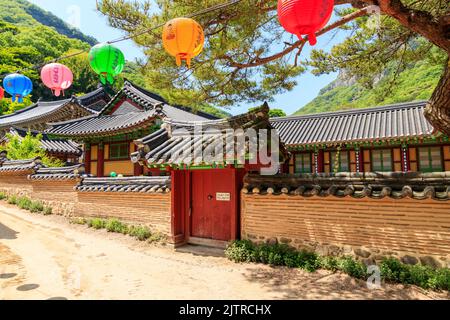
[
  {"x1": 0, "y1": 0, "x2": 243, "y2": 79},
  {"x1": 107, "y1": 0, "x2": 243, "y2": 44}
]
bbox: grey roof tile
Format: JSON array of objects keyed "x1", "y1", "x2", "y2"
[
  {"x1": 9, "y1": 127, "x2": 81, "y2": 156},
  {"x1": 271, "y1": 101, "x2": 435, "y2": 146},
  {"x1": 75, "y1": 176, "x2": 171, "y2": 193},
  {"x1": 243, "y1": 173, "x2": 450, "y2": 201}
]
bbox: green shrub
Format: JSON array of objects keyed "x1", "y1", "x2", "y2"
[
  {"x1": 380, "y1": 257, "x2": 409, "y2": 282},
  {"x1": 0, "y1": 192, "x2": 7, "y2": 200},
  {"x1": 43, "y1": 206, "x2": 52, "y2": 216},
  {"x1": 225, "y1": 240, "x2": 255, "y2": 263},
  {"x1": 336, "y1": 256, "x2": 367, "y2": 279},
  {"x1": 148, "y1": 232, "x2": 166, "y2": 244},
  {"x1": 105, "y1": 219, "x2": 128, "y2": 234},
  {"x1": 29, "y1": 200, "x2": 44, "y2": 213},
  {"x1": 320, "y1": 256, "x2": 339, "y2": 272},
  {"x1": 88, "y1": 218, "x2": 106, "y2": 230},
  {"x1": 431, "y1": 268, "x2": 450, "y2": 291},
  {"x1": 129, "y1": 225, "x2": 152, "y2": 241},
  {"x1": 17, "y1": 197, "x2": 32, "y2": 210},
  {"x1": 380, "y1": 258, "x2": 450, "y2": 291},
  {"x1": 225, "y1": 241, "x2": 450, "y2": 291},
  {"x1": 7, "y1": 195, "x2": 18, "y2": 205}
]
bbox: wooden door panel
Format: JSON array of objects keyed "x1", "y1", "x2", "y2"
[{"x1": 191, "y1": 170, "x2": 233, "y2": 241}]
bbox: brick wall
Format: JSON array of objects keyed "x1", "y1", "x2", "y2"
[
  {"x1": 74, "y1": 192, "x2": 172, "y2": 235},
  {"x1": 241, "y1": 194, "x2": 450, "y2": 268},
  {"x1": 0, "y1": 174, "x2": 33, "y2": 197},
  {"x1": 29, "y1": 180, "x2": 78, "y2": 216}
]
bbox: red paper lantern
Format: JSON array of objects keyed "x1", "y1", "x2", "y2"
[
  {"x1": 0, "y1": 87, "x2": 4, "y2": 100},
  {"x1": 278, "y1": 0, "x2": 334, "y2": 46}
]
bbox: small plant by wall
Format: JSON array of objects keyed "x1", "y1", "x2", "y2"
[
  {"x1": 70, "y1": 217, "x2": 166, "y2": 244},
  {"x1": 225, "y1": 240, "x2": 450, "y2": 292},
  {"x1": 0, "y1": 192, "x2": 53, "y2": 216}
]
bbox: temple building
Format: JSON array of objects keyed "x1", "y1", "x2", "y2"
[
  {"x1": 0, "y1": 87, "x2": 110, "y2": 134},
  {"x1": 271, "y1": 101, "x2": 450, "y2": 174},
  {"x1": 0, "y1": 127, "x2": 82, "y2": 164},
  {"x1": 46, "y1": 81, "x2": 219, "y2": 177},
  {"x1": 0, "y1": 88, "x2": 110, "y2": 163}
]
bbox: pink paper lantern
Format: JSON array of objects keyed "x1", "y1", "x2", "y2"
[{"x1": 40, "y1": 63, "x2": 73, "y2": 97}]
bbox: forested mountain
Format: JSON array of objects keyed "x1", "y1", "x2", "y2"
[
  {"x1": 0, "y1": 0, "x2": 229, "y2": 118},
  {"x1": 0, "y1": 0, "x2": 97, "y2": 45},
  {"x1": 294, "y1": 48, "x2": 445, "y2": 115}
]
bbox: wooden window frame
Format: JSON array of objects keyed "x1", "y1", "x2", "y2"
[
  {"x1": 294, "y1": 152, "x2": 312, "y2": 174},
  {"x1": 109, "y1": 142, "x2": 130, "y2": 160},
  {"x1": 417, "y1": 146, "x2": 444, "y2": 173},
  {"x1": 330, "y1": 150, "x2": 350, "y2": 172},
  {"x1": 371, "y1": 148, "x2": 394, "y2": 172}
]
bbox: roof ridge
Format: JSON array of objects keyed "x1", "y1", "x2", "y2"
[{"x1": 272, "y1": 100, "x2": 429, "y2": 122}]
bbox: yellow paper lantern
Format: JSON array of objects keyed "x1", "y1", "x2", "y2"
[{"x1": 162, "y1": 18, "x2": 205, "y2": 68}]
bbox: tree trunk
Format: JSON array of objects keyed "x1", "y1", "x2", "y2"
[{"x1": 424, "y1": 58, "x2": 450, "y2": 136}]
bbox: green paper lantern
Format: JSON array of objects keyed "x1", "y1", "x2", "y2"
[
  {"x1": 110, "y1": 172, "x2": 118, "y2": 178},
  {"x1": 88, "y1": 43, "x2": 125, "y2": 85}
]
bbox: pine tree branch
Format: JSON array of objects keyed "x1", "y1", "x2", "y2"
[{"x1": 218, "y1": 6, "x2": 378, "y2": 69}]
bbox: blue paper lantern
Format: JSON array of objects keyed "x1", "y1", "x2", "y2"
[{"x1": 3, "y1": 73, "x2": 33, "y2": 103}]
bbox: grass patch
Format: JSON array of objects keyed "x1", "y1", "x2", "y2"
[
  {"x1": 70, "y1": 217, "x2": 87, "y2": 225},
  {"x1": 225, "y1": 240, "x2": 450, "y2": 292},
  {"x1": 0, "y1": 192, "x2": 7, "y2": 200},
  {"x1": 128, "y1": 225, "x2": 152, "y2": 241},
  {"x1": 43, "y1": 206, "x2": 52, "y2": 216},
  {"x1": 4, "y1": 194, "x2": 51, "y2": 215},
  {"x1": 105, "y1": 219, "x2": 129, "y2": 234},
  {"x1": 87, "y1": 218, "x2": 106, "y2": 230},
  {"x1": 29, "y1": 200, "x2": 44, "y2": 213},
  {"x1": 17, "y1": 196, "x2": 32, "y2": 210},
  {"x1": 7, "y1": 195, "x2": 18, "y2": 205}
]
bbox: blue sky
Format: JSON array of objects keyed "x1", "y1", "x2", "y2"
[{"x1": 27, "y1": 0, "x2": 347, "y2": 115}]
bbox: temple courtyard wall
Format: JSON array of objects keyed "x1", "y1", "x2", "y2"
[{"x1": 0, "y1": 168, "x2": 449, "y2": 267}]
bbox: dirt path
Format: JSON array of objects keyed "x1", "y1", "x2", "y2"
[{"x1": 0, "y1": 203, "x2": 448, "y2": 300}]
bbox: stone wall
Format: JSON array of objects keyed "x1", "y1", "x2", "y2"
[
  {"x1": 241, "y1": 194, "x2": 450, "y2": 268},
  {"x1": 74, "y1": 192, "x2": 172, "y2": 235},
  {"x1": 0, "y1": 174, "x2": 33, "y2": 197},
  {"x1": 29, "y1": 180, "x2": 78, "y2": 217}
]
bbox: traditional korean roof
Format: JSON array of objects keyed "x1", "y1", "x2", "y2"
[
  {"x1": 46, "y1": 109, "x2": 161, "y2": 138},
  {"x1": 75, "y1": 176, "x2": 171, "y2": 193},
  {"x1": 132, "y1": 104, "x2": 288, "y2": 167},
  {"x1": 46, "y1": 81, "x2": 218, "y2": 139},
  {"x1": 100, "y1": 81, "x2": 219, "y2": 121},
  {"x1": 6, "y1": 127, "x2": 82, "y2": 156},
  {"x1": 0, "y1": 157, "x2": 43, "y2": 174},
  {"x1": 243, "y1": 172, "x2": 450, "y2": 201},
  {"x1": 271, "y1": 101, "x2": 437, "y2": 147},
  {"x1": 0, "y1": 89, "x2": 108, "y2": 132},
  {"x1": 75, "y1": 87, "x2": 111, "y2": 112},
  {"x1": 28, "y1": 164, "x2": 85, "y2": 181}
]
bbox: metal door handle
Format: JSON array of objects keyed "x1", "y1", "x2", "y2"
[{"x1": 207, "y1": 195, "x2": 213, "y2": 200}]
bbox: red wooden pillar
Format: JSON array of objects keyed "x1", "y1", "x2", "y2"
[
  {"x1": 84, "y1": 143, "x2": 91, "y2": 174},
  {"x1": 97, "y1": 142, "x2": 104, "y2": 177},
  {"x1": 171, "y1": 170, "x2": 189, "y2": 246},
  {"x1": 317, "y1": 149, "x2": 324, "y2": 173},
  {"x1": 134, "y1": 144, "x2": 144, "y2": 176}
]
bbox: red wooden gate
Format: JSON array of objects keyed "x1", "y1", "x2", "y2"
[{"x1": 190, "y1": 170, "x2": 235, "y2": 241}]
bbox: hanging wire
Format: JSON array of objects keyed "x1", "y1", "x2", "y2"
[{"x1": 0, "y1": 0, "x2": 243, "y2": 79}]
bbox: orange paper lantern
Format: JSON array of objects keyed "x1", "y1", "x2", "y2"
[{"x1": 162, "y1": 18, "x2": 204, "y2": 68}]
